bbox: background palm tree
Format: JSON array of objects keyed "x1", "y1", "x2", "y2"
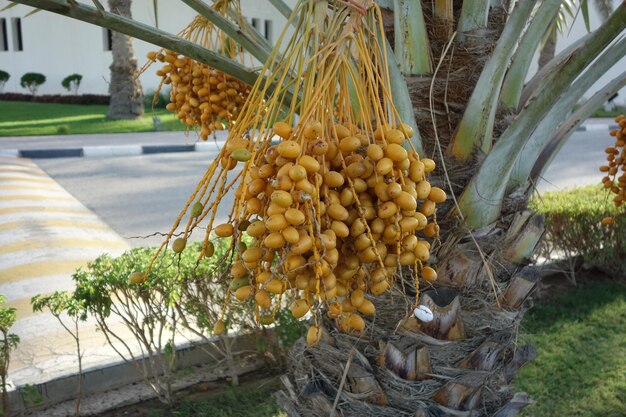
[
  {"x1": 538, "y1": 0, "x2": 614, "y2": 69},
  {"x1": 106, "y1": 0, "x2": 144, "y2": 120},
  {"x1": 7, "y1": 0, "x2": 625, "y2": 415}
]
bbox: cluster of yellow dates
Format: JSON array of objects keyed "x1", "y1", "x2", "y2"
[
  {"x1": 600, "y1": 114, "x2": 626, "y2": 225},
  {"x1": 213, "y1": 119, "x2": 444, "y2": 344},
  {"x1": 142, "y1": 0, "x2": 445, "y2": 346},
  {"x1": 146, "y1": 49, "x2": 251, "y2": 140}
]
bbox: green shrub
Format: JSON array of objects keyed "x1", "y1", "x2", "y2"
[
  {"x1": 274, "y1": 308, "x2": 307, "y2": 349},
  {"x1": 61, "y1": 73, "x2": 83, "y2": 95},
  {"x1": 0, "y1": 294, "x2": 19, "y2": 415},
  {"x1": 0, "y1": 70, "x2": 9, "y2": 93},
  {"x1": 144, "y1": 88, "x2": 170, "y2": 109},
  {"x1": 56, "y1": 240, "x2": 256, "y2": 404},
  {"x1": 530, "y1": 185, "x2": 625, "y2": 276},
  {"x1": 56, "y1": 125, "x2": 71, "y2": 135},
  {"x1": 20, "y1": 73, "x2": 46, "y2": 96}
]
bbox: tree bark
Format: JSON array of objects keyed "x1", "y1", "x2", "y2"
[{"x1": 107, "y1": 0, "x2": 144, "y2": 120}]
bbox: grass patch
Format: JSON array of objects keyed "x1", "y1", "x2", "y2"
[
  {"x1": 143, "y1": 378, "x2": 286, "y2": 417},
  {"x1": 590, "y1": 107, "x2": 625, "y2": 118},
  {"x1": 516, "y1": 282, "x2": 626, "y2": 417},
  {"x1": 0, "y1": 101, "x2": 186, "y2": 136}
]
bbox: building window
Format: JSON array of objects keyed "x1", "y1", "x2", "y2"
[
  {"x1": 0, "y1": 19, "x2": 8, "y2": 52},
  {"x1": 11, "y1": 18, "x2": 22, "y2": 51},
  {"x1": 103, "y1": 28, "x2": 113, "y2": 51},
  {"x1": 264, "y1": 20, "x2": 272, "y2": 42},
  {"x1": 251, "y1": 18, "x2": 261, "y2": 32}
]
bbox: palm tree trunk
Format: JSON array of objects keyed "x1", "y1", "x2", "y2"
[
  {"x1": 278, "y1": 3, "x2": 541, "y2": 416},
  {"x1": 107, "y1": 0, "x2": 144, "y2": 120}
]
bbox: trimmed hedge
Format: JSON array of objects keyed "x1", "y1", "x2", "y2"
[
  {"x1": 530, "y1": 185, "x2": 625, "y2": 276},
  {"x1": 0, "y1": 92, "x2": 109, "y2": 105},
  {"x1": 61, "y1": 74, "x2": 83, "y2": 94}
]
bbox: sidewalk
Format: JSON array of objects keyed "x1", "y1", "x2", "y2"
[{"x1": 0, "y1": 157, "x2": 130, "y2": 385}]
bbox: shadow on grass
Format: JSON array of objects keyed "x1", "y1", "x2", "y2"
[{"x1": 522, "y1": 282, "x2": 626, "y2": 333}]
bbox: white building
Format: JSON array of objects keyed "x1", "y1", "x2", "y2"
[
  {"x1": 0, "y1": 0, "x2": 297, "y2": 95},
  {"x1": 0, "y1": 0, "x2": 624, "y2": 103}
]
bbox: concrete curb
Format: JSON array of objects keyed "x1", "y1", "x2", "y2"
[
  {"x1": 8, "y1": 142, "x2": 224, "y2": 159},
  {"x1": 0, "y1": 125, "x2": 616, "y2": 159},
  {"x1": 8, "y1": 333, "x2": 261, "y2": 415},
  {"x1": 575, "y1": 123, "x2": 619, "y2": 132}
]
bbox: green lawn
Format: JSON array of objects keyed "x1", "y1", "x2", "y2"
[
  {"x1": 515, "y1": 282, "x2": 626, "y2": 417},
  {"x1": 590, "y1": 107, "x2": 625, "y2": 118},
  {"x1": 0, "y1": 101, "x2": 186, "y2": 136}
]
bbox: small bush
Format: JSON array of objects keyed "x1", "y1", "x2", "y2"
[
  {"x1": 58, "y1": 240, "x2": 256, "y2": 403},
  {"x1": 0, "y1": 70, "x2": 9, "y2": 93},
  {"x1": 274, "y1": 308, "x2": 307, "y2": 349},
  {"x1": 61, "y1": 73, "x2": 83, "y2": 95},
  {"x1": 56, "y1": 125, "x2": 71, "y2": 135},
  {"x1": 144, "y1": 88, "x2": 170, "y2": 109},
  {"x1": 20, "y1": 73, "x2": 46, "y2": 96},
  {"x1": 530, "y1": 185, "x2": 625, "y2": 276},
  {"x1": 0, "y1": 294, "x2": 19, "y2": 415},
  {"x1": 0, "y1": 92, "x2": 109, "y2": 105}
]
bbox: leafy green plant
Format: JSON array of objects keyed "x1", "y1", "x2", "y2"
[
  {"x1": 0, "y1": 71, "x2": 9, "y2": 93},
  {"x1": 274, "y1": 309, "x2": 306, "y2": 350},
  {"x1": 530, "y1": 185, "x2": 626, "y2": 277},
  {"x1": 65, "y1": 240, "x2": 255, "y2": 404},
  {"x1": 32, "y1": 292, "x2": 85, "y2": 416},
  {"x1": 20, "y1": 384, "x2": 44, "y2": 407},
  {"x1": 61, "y1": 74, "x2": 83, "y2": 95},
  {"x1": 0, "y1": 295, "x2": 19, "y2": 416},
  {"x1": 56, "y1": 125, "x2": 71, "y2": 135},
  {"x1": 19, "y1": 73, "x2": 46, "y2": 96}
]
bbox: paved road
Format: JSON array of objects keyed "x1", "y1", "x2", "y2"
[
  {"x1": 37, "y1": 144, "x2": 238, "y2": 247},
  {"x1": 536, "y1": 129, "x2": 615, "y2": 193},
  {"x1": 33, "y1": 130, "x2": 614, "y2": 249}
]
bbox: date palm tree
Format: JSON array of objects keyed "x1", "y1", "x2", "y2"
[
  {"x1": 106, "y1": 0, "x2": 144, "y2": 119},
  {"x1": 8, "y1": 0, "x2": 625, "y2": 415},
  {"x1": 538, "y1": 0, "x2": 614, "y2": 69}
]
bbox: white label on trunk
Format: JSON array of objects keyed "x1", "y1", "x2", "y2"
[{"x1": 414, "y1": 305, "x2": 434, "y2": 322}]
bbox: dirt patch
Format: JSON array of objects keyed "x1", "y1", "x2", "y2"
[{"x1": 535, "y1": 260, "x2": 625, "y2": 303}]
